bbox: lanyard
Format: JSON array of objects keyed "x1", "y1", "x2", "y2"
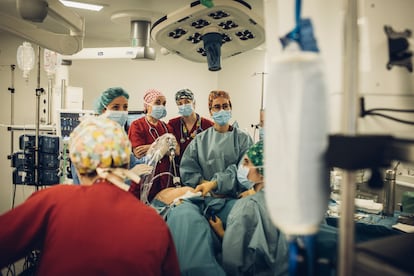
[{"x1": 180, "y1": 114, "x2": 202, "y2": 143}]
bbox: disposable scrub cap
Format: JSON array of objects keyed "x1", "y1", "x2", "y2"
[
  {"x1": 175, "y1": 89, "x2": 194, "y2": 103},
  {"x1": 143, "y1": 89, "x2": 165, "y2": 112},
  {"x1": 247, "y1": 140, "x2": 264, "y2": 175},
  {"x1": 94, "y1": 87, "x2": 129, "y2": 115},
  {"x1": 69, "y1": 116, "x2": 131, "y2": 175},
  {"x1": 208, "y1": 90, "x2": 232, "y2": 110}
]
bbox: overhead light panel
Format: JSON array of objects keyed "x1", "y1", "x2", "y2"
[{"x1": 59, "y1": 0, "x2": 104, "y2": 11}]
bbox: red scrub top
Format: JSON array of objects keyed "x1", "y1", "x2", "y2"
[
  {"x1": 168, "y1": 114, "x2": 214, "y2": 164},
  {"x1": 128, "y1": 116, "x2": 174, "y2": 202},
  {"x1": 0, "y1": 181, "x2": 180, "y2": 276}
]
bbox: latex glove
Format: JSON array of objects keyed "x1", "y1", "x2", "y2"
[
  {"x1": 148, "y1": 133, "x2": 177, "y2": 158},
  {"x1": 238, "y1": 188, "x2": 256, "y2": 198},
  {"x1": 130, "y1": 164, "x2": 153, "y2": 176},
  {"x1": 195, "y1": 180, "x2": 217, "y2": 196},
  {"x1": 208, "y1": 216, "x2": 224, "y2": 238}
]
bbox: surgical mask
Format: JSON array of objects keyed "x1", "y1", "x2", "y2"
[
  {"x1": 237, "y1": 164, "x2": 255, "y2": 190},
  {"x1": 151, "y1": 105, "x2": 167, "y2": 120},
  {"x1": 212, "y1": 110, "x2": 231, "y2": 126},
  {"x1": 105, "y1": 110, "x2": 128, "y2": 126},
  {"x1": 178, "y1": 104, "x2": 193, "y2": 117},
  {"x1": 259, "y1": 127, "x2": 264, "y2": 141}
]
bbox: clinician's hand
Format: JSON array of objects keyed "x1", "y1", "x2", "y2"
[
  {"x1": 133, "y1": 145, "x2": 150, "y2": 159},
  {"x1": 238, "y1": 188, "x2": 256, "y2": 198},
  {"x1": 195, "y1": 180, "x2": 217, "y2": 196},
  {"x1": 208, "y1": 216, "x2": 224, "y2": 238}
]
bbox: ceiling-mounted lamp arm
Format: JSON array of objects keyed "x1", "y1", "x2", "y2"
[
  {"x1": 48, "y1": 0, "x2": 84, "y2": 35},
  {"x1": 0, "y1": 12, "x2": 84, "y2": 55}
]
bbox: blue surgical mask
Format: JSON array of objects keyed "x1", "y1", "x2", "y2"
[
  {"x1": 105, "y1": 110, "x2": 128, "y2": 126},
  {"x1": 212, "y1": 110, "x2": 231, "y2": 126},
  {"x1": 151, "y1": 105, "x2": 167, "y2": 120},
  {"x1": 259, "y1": 127, "x2": 264, "y2": 141},
  {"x1": 237, "y1": 164, "x2": 255, "y2": 190},
  {"x1": 178, "y1": 104, "x2": 193, "y2": 117}
]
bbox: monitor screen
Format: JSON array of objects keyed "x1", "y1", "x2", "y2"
[
  {"x1": 56, "y1": 109, "x2": 95, "y2": 140},
  {"x1": 126, "y1": 111, "x2": 145, "y2": 131}
]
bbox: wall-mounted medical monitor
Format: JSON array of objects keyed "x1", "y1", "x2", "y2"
[
  {"x1": 56, "y1": 109, "x2": 96, "y2": 140},
  {"x1": 126, "y1": 110, "x2": 145, "y2": 132}
]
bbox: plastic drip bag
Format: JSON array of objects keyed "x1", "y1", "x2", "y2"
[
  {"x1": 16, "y1": 42, "x2": 35, "y2": 81},
  {"x1": 264, "y1": 48, "x2": 330, "y2": 236},
  {"x1": 43, "y1": 49, "x2": 59, "y2": 79}
]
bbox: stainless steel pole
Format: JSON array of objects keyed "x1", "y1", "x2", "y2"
[{"x1": 339, "y1": 0, "x2": 359, "y2": 275}]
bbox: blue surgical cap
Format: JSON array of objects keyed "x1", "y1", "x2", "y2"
[{"x1": 94, "y1": 87, "x2": 129, "y2": 114}]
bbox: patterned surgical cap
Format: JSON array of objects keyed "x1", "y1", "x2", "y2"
[
  {"x1": 208, "y1": 90, "x2": 232, "y2": 110},
  {"x1": 69, "y1": 116, "x2": 131, "y2": 175},
  {"x1": 247, "y1": 140, "x2": 264, "y2": 175},
  {"x1": 143, "y1": 89, "x2": 165, "y2": 112},
  {"x1": 175, "y1": 89, "x2": 194, "y2": 103}
]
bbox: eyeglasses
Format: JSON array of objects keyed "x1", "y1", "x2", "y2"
[{"x1": 211, "y1": 103, "x2": 230, "y2": 111}]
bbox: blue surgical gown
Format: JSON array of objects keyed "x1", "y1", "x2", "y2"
[
  {"x1": 222, "y1": 190, "x2": 289, "y2": 276},
  {"x1": 167, "y1": 126, "x2": 253, "y2": 275},
  {"x1": 179, "y1": 126, "x2": 253, "y2": 196}
]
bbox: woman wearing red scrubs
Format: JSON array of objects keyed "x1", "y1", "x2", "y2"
[
  {"x1": 128, "y1": 89, "x2": 178, "y2": 203},
  {"x1": 168, "y1": 88, "x2": 214, "y2": 166}
]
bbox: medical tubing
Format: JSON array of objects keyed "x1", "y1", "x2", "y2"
[
  {"x1": 364, "y1": 111, "x2": 414, "y2": 125},
  {"x1": 288, "y1": 239, "x2": 299, "y2": 276},
  {"x1": 365, "y1": 107, "x2": 414, "y2": 113},
  {"x1": 140, "y1": 171, "x2": 176, "y2": 204},
  {"x1": 295, "y1": 0, "x2": 302, "y2": 27},
  {"x1": 140, "y1": 171, "x2": 156, "y2": 204},
  {"x1": 289, "y1": 0, "x2": 302, "y2": 40},
  {"x1": 148, "y1": 172, "x2": 176, "y2": 186},
  {"x1": 304, "y1": 235, "x2": 316, "y2": 276},
  {"x1": 360, "y1": 96, "x2": 414, "y2": 125}
]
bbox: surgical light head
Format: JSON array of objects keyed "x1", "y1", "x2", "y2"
[
  {"x1": 202, "y1": 31, "x2": 223, "y2": 71},
  {"x1": 151, "y1": 0, "x2": 264, "y2": 71}
]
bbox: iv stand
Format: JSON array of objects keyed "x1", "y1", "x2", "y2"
[
  {"x1": 254, "y1": 72, "x2": 267, "y2": 111},
  {"x1": 7, "y1": 64, "x2": 16, "y2": 208},
  {"x1": 338, "y1": 0, "x2": 359, "y2": 275},
  {"x1": 35, "y1": 46, "x2": 45, "y2": 189}
]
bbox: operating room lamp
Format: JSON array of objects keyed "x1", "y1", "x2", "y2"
[{"x1": 150, "y1": 0, "x2": 265, "y2": 71}]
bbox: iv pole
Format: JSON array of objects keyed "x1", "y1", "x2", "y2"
[
  {"x1": 7, "y1": 64, "x2": 17, "y2": 208},
  {"x1": 338, "y1": 0, "x2": 359, "y2": 275},
  {"x1": 34, "y1": 46, "x2": 45, "y2": 189},
  {"x1": 254, "y1": 72, "x2": 267, "y2": 111},
  {"x1": 251, "y1": 72, "x2": 267, "y2": 140}
]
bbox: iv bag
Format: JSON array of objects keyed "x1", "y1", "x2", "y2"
[
  {"x1": 264, "y1": 48, "x2": 330, "y2": 236},
  {"x1": 44, "y1": 48, "x2": 59, "y2": 79},
  {"x1": 16, "y1": 42, "x2": 35, "y2": 81}
]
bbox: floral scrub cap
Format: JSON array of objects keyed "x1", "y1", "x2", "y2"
[{"x1": 69, "y1": 116, "x2": 131, "y2": 175}]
